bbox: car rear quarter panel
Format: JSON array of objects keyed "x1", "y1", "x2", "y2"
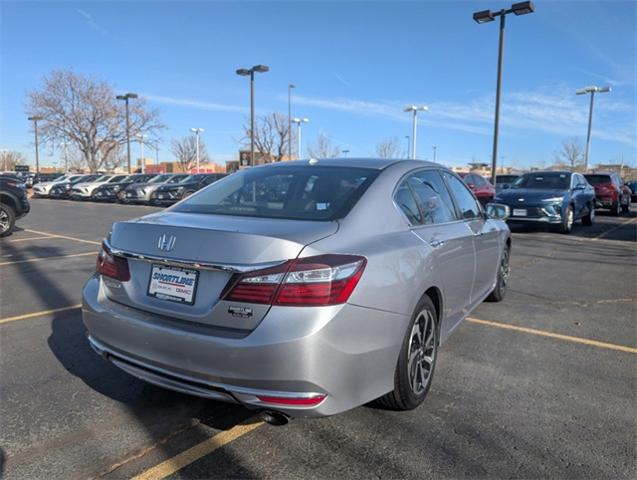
[{"x1": 300, "y1": 162, "x2": 443, "y2": 321}]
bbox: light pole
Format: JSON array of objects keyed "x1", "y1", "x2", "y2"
[
  {"x1": 236, "y1": 65, "x2": 269, "y2": 167},
  {"x1": 116, "y1": 92, "x2": 138, "y2": 174},
  {"x1": 288, "y1": 83, "x2": 295, "y2": 160},
  {"x1": 27, "y1": 115, "x2": 44, "y2": 174},
  {"x1": 292, "y1": 117, "x2": 309, "y2": 158},
  {"x1": 473, "y1": 1, "x2": 535, "y2": 186},
  {"x1": 576, "y1": 85, "x2": 611, "y2": 171},
  {"x1": 136, "y1": 134, "x2": 147, "y2": 173},
  {"x1": 404, "y1": 105, "x2": 428, "y2": 159},
  {"x1": 432, "y1": 145, "x2": 438, "y2": 163},
  {"x1": 190, "y1": 128, "x2": 205, "y2": 173},
  {"x1": 405, "y1": 136, "x2": 410, "y2": 158}
]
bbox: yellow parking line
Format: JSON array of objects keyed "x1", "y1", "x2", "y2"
[
  {"x1": 2, "y1": 235, "x2": 60, "y2": 243},
  {"x1": 131, "y1": 420, "x2": 264, "y2": 480},
  {"x1": 0, "y1": 251, "x2": 96, "y2": 266},
  {"x1": 467, "y1": 317, "x2": 637, "y2": 354},
  {"x1": 0, "y1": 304, "x2": 82, "y2": 325},
  {"x1": 592, "y1": 216, "x2": 637, "y2": 241},
  {"x1": 24, "y1": 229, "x2": 101, "y2": 246}
]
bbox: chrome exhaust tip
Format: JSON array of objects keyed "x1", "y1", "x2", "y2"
[{"x1": 261, "y1": 410, "x2": 290, "y2": 426}]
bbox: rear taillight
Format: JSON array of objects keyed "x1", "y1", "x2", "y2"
[
  {"x1": 222, "y1": 254, "x2": 366, "y2": 307},
  {"x1": 96, "y1": 242, "x2": 131, "y2": 281}
]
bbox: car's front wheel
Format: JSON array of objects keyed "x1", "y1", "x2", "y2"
[
  {"x1": 556, "y1": 204, "x2": 574, "y2": 234},
  {"x1": 582, "y1": 202, "x2": 595, "y2": 226},
  {"x1": 376, "y1": 295, "x2": 438, "y2": 411},
  {"x1": 0, "y1": 204, "x2": 16, "y2": 237}
]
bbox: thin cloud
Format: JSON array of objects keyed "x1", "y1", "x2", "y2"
[
  {"x1": 76, "y1": 9, "x2": 107, "y2": 35},
  {"x1": 288, "y1": 90, "x2": 636, "y2": 147},
  {"x1": 143, "y1": 93, "x2": 247, "y2": 113},
  {"x1": 334, "y1": 73, "x2": 352, "y2": 88}
]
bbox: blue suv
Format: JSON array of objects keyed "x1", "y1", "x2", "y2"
[{"x1": 494, "y1": 171, "x2": 595, "y2": 234}]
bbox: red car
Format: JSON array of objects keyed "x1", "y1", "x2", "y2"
[
  {"x1": 583, "y1": 173, "x2": 631, "y2": 216},
  {"x1": 459, "y1": 172, "x2": 495, "y2": 206}
]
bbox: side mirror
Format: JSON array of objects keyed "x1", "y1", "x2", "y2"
[
  {"x1": 502, "y1": 184, "x2": 510, "y2": 190},
  {"x1": 486, "y1": 203, "x2": 510, "y2": 220},
  {"x1": 573, "y1": 184, "x2": 585, "y2": 191}
]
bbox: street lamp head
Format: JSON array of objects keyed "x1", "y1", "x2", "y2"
[
  {"x1": 252, "y1": 64, "x2": 269, "y2": 73},
  {"x1": 289, "y1": 83, "x2": 296, "y2": 89},
  {"x1": 236, "y1": 68, "x2": 251, "y2": 76},
  {"x1": 511, "y1": 1, "x2": 535, "y2": 16},
  {"x1": 292, "y1": 117, "x2": 309, "y2": 124},
  {"x1": 126, "y1": 93, "x2": 138, "y2": 99},
  {"x1": 404, "y1": 105, "x2": 428, "y2": 112},
  {"x1": 116, "y1": 95, "x2": 126, "y2": 100},
  {"x1": 28, "y1": 115, "x2": 44, "y2": 122},
  {"x1": 473, "y1": 9, "x2": 495, "y2": 23},
  {"x1": 576, "y1": 85, "x2": 612, "y2": 95},
  {"x1": 117, "y1": 93, "x2": 138, "y2": 100}
]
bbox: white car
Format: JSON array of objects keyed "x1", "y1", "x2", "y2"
[
  {"x1": 32, "y1": 174, "x2": 81, "y2": 197},
  {"x1": 70, "y1": 175, "x2": 128, "y2": 199}
]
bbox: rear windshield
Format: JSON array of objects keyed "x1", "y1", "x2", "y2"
[
  {"x1": 497, "y1": 175, "x2": 519, "y2": 183},
  {"x1": 512, "y1": 173, "x2": 570, "y2": 190},
  {"x1": 584, "y1": 174, "x2": 611, "y2": 185},
  {"x1": 174, "y1": 166, "x2": 379, "y2": 221}
]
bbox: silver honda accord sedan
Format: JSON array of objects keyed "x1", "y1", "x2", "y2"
[{"x1": 82, "y1": 158, "x2": 511, "y2": 418}]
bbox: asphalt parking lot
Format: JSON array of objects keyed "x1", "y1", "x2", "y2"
[{"x1": 1, "y1": 198, "x2": 636, "y2": 479}]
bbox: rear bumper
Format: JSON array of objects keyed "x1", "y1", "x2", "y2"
[{"x1": 82, "y1": 276, "x2": 408, "y2": 417}]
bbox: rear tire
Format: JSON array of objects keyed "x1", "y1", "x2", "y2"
[
  {"x1": 376, "y1": 295, "x2": 438, "y2": 411},
  {"x1": 611, "y1": 200, "x2": 620, "y2": 216},
  {"x1": 486, "y1": 245, "x2": 510, "y2": 302},
  {"x1": 621, "y1": 196, "x2": 630, "y2": 213},
  {"x1": 0, "y1": 204, "x2": 16, "y2": 237},
  {"x1": 582, "y1": 202, "x2": 595, "y2": 226}
]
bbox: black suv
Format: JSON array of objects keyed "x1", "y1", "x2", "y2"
[
  {"x1": 0, "y1": 174, "x2": 31, "y2": 237},
  {"x1": 149, "y1": 173, "x2": 226, "y2": 206}
]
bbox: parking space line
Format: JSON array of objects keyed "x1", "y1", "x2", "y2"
[
  {"x1": 24, "y1": 229, "x2": 101, "y2": 246},
  {"x1": 2, "y1": 235, "x2": 60, "y2": 243},
  {"x1": 467, "y1": 317, "x2": 637, "y2": 354},
  {"x1": 0, "y1": 304, "x2": 81, "y2": 325},
  {"x1": 0, "y1": 251, "x2": 96, "y2": 266},
  {"x1": 591, "y1": 216, "x2": 637, "y2": 241},
  {"x1": 130, "y1": 419, "x2": 264, "y2": 480}
]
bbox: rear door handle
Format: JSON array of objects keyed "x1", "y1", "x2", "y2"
[
  {"x1": 473, "y1": 231, "x2": 484, "y2": 237},
  {"x1": 429, "y1": 239, "x2": 445, "y2": 248}
]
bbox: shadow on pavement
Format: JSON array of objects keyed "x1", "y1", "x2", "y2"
[{"x1": 1, "y1": 241, "x2": 258, "y2": 478}]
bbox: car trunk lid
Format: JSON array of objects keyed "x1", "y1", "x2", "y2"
[{"x1": 102, "y1": 212, "x2": 338, "y2": 330}]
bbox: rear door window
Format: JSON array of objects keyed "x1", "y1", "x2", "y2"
[{"x1": 410, "y1": 170, "x2": 457, "y2": 224}]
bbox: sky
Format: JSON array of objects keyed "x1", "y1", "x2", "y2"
[{"x1": 1, "y1": 0, "x2": 636, "y2": 169}]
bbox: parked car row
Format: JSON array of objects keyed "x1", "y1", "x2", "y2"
[{"x1": 34, "y1": 172, "x2": 227, "y2": 206}]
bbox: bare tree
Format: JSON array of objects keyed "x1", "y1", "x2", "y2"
[
  {"x1": 307, "y1": 133, "x2": 340, "y2": 158},
  {"x1": 25, "y1": 70, "x2": 163, "y2": 172},
  {"x1": 171, "y1": 135, "x2": 210, "y2": 172},
  {"x1": 0, "y1": 151, "x2": 27, "y2": 171},
  {"x1": 375, "y1": 137, "x2": 401, "y2": 158},
  {"x1": 241, "y1": 112, "x2": 292, "y2": 162},
  {"x1": 553, "y1": 138, "x2": 585, "y2": 171}
]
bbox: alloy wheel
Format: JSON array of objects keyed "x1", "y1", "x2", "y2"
[
  {"x1": 0, "y1": 210, "x2": 9, "y2": 234},
  {"x1": 500, "y1": 248, "x2": 510, "y2": 286},
  {"x1": 567, "y1": 208, "x2": 574, "y2": 230},
  {"x1": 408, "y1": 309, "x2": 436, "y2": 395}
]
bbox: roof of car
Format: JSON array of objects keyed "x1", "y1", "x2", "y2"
[{"x1": 261, "y1": 158, "x2": 438, "y2": 170}]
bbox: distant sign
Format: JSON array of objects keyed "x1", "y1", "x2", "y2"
[
  {"x1": 239, "y1": 151, "x2": 250, "y2": 166},
  {"x1": 14, "y1": 165, "x2": 30, "y2": 173}
]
